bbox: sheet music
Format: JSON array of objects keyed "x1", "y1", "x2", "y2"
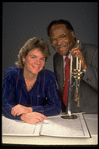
[
  {"x1": 2, "y1": 116, "x2": 40, "y2": 136},
  {"x1": 2, "y1": 114, "x2": 90, "y2": 138},
  {"x1": 40, "y1": 114, "x2": 90, "y2": 138}
]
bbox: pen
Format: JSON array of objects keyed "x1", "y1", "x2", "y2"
[{"x1": 40, "y1": 120, "x2": 49, "y2": 124}]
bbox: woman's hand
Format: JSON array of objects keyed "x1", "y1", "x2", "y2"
[
  {"x1": 20, "y1": 112, "x2": 47, "y2": 124},
  {"x1": 11, "y1": 104, "x2": 32, "y2": 116}
]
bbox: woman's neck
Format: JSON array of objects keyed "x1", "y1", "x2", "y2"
[{"x1": 23, "y1": 68, "x2": 37, "y2": 81}]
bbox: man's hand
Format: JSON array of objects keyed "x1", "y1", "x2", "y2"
[
  {"x1": 20, "y1": 112, "x2": 47, "y2": 124},
  {"x1": 69, "y1": 47, "x2": 87, "y2": 70},
  {"x1": 11, "y1": 104, "x2": 32, "y2": 116}
]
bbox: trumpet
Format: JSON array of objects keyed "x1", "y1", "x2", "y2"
[
  {"x1": 71, "y1": 40, "x2": 82, "y2": 107},
  {"x1": 61, "y1": 40, "x2": 83, "y2": 119}
]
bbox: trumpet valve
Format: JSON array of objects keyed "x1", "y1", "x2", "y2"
[
  {"x1": 74, "y1": 97, "x2": 80, "y2": 107},
  {"x1": 77, "y1": 100, "x2": 80, "y2": 107},
  {"x1": 74, "y1": 97, "x2": 78, "y2": 102}
]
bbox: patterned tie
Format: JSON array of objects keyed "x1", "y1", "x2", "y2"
[{"x1": 63, "y1": 57, "x2": 70, "y2": 106}]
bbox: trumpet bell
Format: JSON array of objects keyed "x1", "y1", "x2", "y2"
[{"x1": 61, "y1": 114, "x2": 78, "y2": 119}]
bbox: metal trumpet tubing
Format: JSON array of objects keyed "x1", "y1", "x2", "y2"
[{"x1": 61, "y1": 40, "x2": 83, "y2": 119}]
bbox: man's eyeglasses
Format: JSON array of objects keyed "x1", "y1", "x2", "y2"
[{"x1": 49, "y1": 32, "x2": 70, "y2": 45}]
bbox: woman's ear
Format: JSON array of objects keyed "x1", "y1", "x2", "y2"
[{"x1": 22, "y1": 57, "x2": 26, "y2": 64}]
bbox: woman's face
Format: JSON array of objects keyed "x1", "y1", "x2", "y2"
[{"x1": 23, "y1": 48, "x2": 45, "y2": 75}]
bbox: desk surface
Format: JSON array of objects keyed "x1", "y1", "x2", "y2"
[{"x1": 2, "y1": 114, "x2": 98, "y2": 145}]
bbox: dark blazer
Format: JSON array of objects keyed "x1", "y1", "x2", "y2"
[{"x1": 53, "y1": 42, "x2": 98, "y2": 114}]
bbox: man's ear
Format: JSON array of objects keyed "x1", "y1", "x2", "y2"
[{"x1": 71, "y1": 31, "x2": 75, "y2": 38}]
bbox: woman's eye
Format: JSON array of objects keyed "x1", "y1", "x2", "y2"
[
  {"x1": 31, "y1": 56, "x2": 35, "y2": 59},
  {"x1": 41, "y1": 58, "x2": 45, "y2": 61}
]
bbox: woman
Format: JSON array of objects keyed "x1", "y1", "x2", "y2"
[{"x1": 2, "y1": 37, "x2": 61, "y2": 124}]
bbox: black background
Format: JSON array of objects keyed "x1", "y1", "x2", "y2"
[{"x1": 2, "y1": 2, "x2": 98, "y2": 81}]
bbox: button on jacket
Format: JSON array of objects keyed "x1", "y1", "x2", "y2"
[{"x1": 2, "y1": 66, "x2": 61, "y2": 120}]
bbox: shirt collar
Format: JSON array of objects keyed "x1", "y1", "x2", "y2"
[{"x1": 63, "y1": 52, "x2": 71, "y2": 60}]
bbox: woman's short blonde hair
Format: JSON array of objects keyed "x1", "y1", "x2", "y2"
[{"x1": 15, "y1": 37, "x2": 51, "y2": 68}]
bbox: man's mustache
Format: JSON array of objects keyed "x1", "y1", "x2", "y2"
[{"x1": 55, "y1": 44, "x2": 68, "y2": 49}]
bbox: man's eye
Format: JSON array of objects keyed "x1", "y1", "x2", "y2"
[
  {"x1": 63, "y1": 35, "x2": 67, "y2": 38},
  {"x1": 53, "y1": 39, "x2": 56, "y2": 42},
  {"x1": 50, "y1": 38, "x2": 56, "y2": 43},
  {"x1": 60, "y1": 35, "x2": 67, "y2": 38}
]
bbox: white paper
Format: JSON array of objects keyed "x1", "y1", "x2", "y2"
[
  {"x1": 2, "y1": 114, "x2": 90, "y2": 138},
  {"x1": 2, "y1": 116, "x2": 41, "y2": 136},
  {"x1": 40, "y1": 114, "x2": 90, "y2": 138}
]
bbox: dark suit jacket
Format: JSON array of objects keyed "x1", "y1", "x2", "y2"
[{"x1": 53, "y1": 42, "x2": 98, "y2": 114}]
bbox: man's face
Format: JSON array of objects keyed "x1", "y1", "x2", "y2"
[{"x1": 49, "y1": 24, "x2": 76, "y2": 56}]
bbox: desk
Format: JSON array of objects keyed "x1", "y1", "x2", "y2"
[{"x1": 2, "y1": 114, "x2": 98, "y2": 145}]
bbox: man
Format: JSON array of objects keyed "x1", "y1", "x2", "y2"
[{"x1": 47, "y1": 19, "x2": 98, "y2": 114}]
